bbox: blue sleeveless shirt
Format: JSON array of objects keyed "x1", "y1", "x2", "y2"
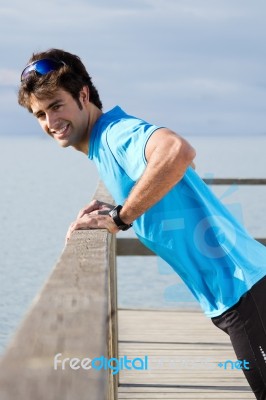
[{"x1": 89, "y1": 106, "x2": 266, "y2": 317}]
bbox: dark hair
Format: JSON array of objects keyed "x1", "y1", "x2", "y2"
[{"x1": 18, "y1": 48, "x2": 103, "y2": 111}]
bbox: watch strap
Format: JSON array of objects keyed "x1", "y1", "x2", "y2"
[{"x1": 109, "y1": 205, "x2": 132, "y2": 231}]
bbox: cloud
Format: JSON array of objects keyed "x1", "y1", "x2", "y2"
[{"x1": 1, "y1": 0, "x2": 266, "y2": 136}]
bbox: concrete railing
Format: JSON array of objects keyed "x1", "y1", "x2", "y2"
[{"x1": 0, "y1": 182, "x2": 117, "y2": 400}]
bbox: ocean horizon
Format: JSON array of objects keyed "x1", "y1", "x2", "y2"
[{"x1": 1, "y1": 134, "x2": 266, "y2": 355}]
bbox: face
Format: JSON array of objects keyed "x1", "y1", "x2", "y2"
[{"x1": 30, "y1": 88, "x2": 90, "y2": 149}]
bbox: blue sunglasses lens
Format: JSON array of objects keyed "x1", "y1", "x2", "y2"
[{"x1": 21, "y1": 59, "x2": 65, "y2": 81}]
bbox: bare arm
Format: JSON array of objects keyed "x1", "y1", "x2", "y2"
[
  {"x1": 66, "y1": 128, "x2": 196, "y2": 241},
  {"x1": 119, "y1": 128, "x2": 196, "y2": 224}
]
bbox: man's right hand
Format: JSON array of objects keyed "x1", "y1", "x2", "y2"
[{"x1": 65, "y1": 199, "x2": 117, "y2": 244}]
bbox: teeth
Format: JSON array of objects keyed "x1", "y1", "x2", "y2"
[{"x1": 56, "y1": 124, "x2": 68, "y2": 134}]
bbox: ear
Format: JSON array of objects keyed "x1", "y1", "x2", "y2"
[{"x1": 79, "y1": 86, "x2": 89, "y2": 104}]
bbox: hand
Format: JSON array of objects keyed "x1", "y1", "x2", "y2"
[
  {"x1": 76, "y1": 199, "x2": 115, "y2": 219},
  {"x1": 65, "y1": 199, "x2": 118, "y2": 244}
]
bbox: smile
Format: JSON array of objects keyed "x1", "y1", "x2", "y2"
[{"x1": 53, "y1": 123, "x2": 70, "y2": 138}]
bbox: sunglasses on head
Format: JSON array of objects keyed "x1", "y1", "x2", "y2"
[{"x1": 20, "y1": 58, "x2": 66, "y2": 82}]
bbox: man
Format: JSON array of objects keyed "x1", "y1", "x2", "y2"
[{"x1": 18, "y1": 48, "x2": 266, "y2": 399}]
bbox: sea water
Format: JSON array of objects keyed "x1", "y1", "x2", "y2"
[{"x1": 1, "y1": 135, "x2": 266, "y2": 355}]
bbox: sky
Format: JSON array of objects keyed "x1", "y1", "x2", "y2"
[{"x1": 0, "y1": 0, "x2": 266, "y2": 137}]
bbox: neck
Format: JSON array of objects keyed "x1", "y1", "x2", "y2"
[{"x1": 73, "y1": 103, "x2": 102, "y2": 155}]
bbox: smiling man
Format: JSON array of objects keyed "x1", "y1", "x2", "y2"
[
  {"x1": 18, "y1": 49, "x2": 266, "y2": 398},
  {"x1": 30, "y1": 87, "x2": 101, "y2": 152}
]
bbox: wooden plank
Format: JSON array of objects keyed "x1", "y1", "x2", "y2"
[
  {"x1": 256, "y1": 238, "x2": 266, "y2": 246},
  {"x1": 117, "y1": 238, "x2": 155, "y2": 256},
  {"x1": 117, "y1": 310, "x2": 253, "y2": 398},
  {"x1": 109, "y1": 234, "x2": 119, "y2": 400},
  {"x1": 202, "y1": 178, "x2": 266, "y2": 185},
  {"x1": 118, "y1": 389, "x2": 253, "y2": 399},
  {"x1": 118, "y1": 310, "x2": 230, "y2": 343},
  {"x1": 0, "y1": 182, "x2": 118, "y2": 400},
  {"x1": 117, "y1": 238, "x2": 266, "y2": 256},
  {"x1": 96, "y1": 180, "x2": 118, "y2": 399}
]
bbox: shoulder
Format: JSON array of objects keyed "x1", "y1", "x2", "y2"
[{"x1": 145, "y1": 128, "x2": 194, "y2": 162}]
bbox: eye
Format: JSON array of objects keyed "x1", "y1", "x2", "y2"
[
  {"x1": 36, "y1": 112, "x2": 45, "y2": 119},
  {"x1": 53, "y1": 104, "x2": 62, "y2": 111}
]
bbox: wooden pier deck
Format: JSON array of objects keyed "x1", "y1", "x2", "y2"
[
  {"x1": 0, "y1": 179, "x2": 263, "y2": 399},
  {"x1": 117, "y1": 309, "x2": 254, "y2": 399}
]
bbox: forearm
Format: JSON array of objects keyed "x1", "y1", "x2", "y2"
[
  {"x1": 120, "y1": 139, "x2": 196, "y2": 224},
  {"x1": 65, "y1": 131, "x2": 196, "y2": 240}
]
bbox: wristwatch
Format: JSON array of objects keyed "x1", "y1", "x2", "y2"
[{"x1": 109, "y1": 205, "x2": 133, "y2": 231}]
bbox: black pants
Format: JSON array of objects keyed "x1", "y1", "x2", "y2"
[{"x1": 211, "y1": 275, "x2": 266, "y2": 400}]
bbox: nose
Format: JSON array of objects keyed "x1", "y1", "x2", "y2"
[{"x1": 46, "y1": 112, "x2": 56, "y2": 132}]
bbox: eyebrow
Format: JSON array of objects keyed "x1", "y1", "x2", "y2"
[{"x1": 33, "y1": 99, "x2": 62, "y2": 117}]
